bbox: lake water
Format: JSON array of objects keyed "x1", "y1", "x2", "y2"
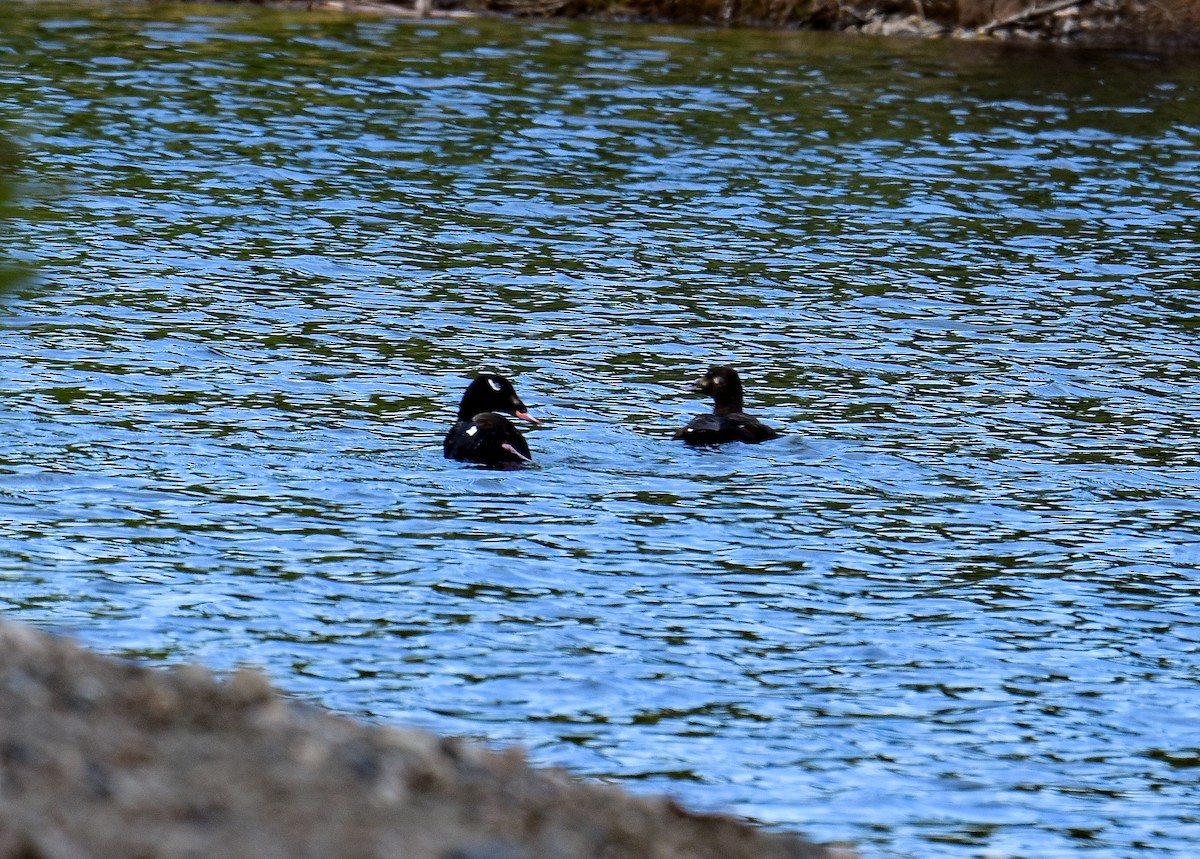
[{"x1": 3, "y1": 3, "x2": 1200, "y2": 856}]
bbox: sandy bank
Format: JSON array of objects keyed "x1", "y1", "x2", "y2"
[{"x1": 0, "y1": 620, "x2": 853, "y2": 859}]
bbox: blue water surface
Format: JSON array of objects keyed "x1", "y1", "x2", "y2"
[{"x1": 2, "y1": 5, "x2": 1200, "y2": 857}]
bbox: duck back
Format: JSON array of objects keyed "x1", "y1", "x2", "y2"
[{"x1": 674, "y1": 412, "x2": 778, "y2": 445}]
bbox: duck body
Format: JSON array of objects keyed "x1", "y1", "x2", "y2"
[
  {"x1": 675, "y1": 411, "x2": 778, "y2": 445},
  {"x1": 445, "y1": 412, "x2": 532, "y2": 465},
  {"x1": 444, "y1": 375, "x2": 539, "y2": 466},
  {"x1": 674, "y1": 366, "x2": 779, "y2": 446}
]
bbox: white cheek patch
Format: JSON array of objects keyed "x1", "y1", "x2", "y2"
[
  {"x1": 466, "y1": 426, "x2": 478, "y2": 436},
  {"x1": 488, "y1": 379, "x2": 502, "y2": 392}
]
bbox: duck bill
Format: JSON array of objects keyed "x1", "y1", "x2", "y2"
[
  {"x1": 514, "y1": 411, "x2": 541, "y2": 426},
  {"x1": 501, "y1": 443, "x2": 532, "y2": 462}
]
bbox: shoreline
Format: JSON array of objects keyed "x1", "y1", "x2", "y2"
[
  {"x1": 0, "y1": 619, "x2": 854, "y2": 859},
  {"x1": 16, "y1": 0, "x2": 1200, "y2": 51},
  {"x1": 205, "y1": 0, "x2": 1200, "y2": 51}
]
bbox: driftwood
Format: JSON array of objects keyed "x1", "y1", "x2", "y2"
[{"x1": 979, "y1": 0, "x2": 1093, "y2": 33}]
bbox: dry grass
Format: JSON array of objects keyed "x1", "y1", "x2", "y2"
[
  {"x1": 955, "y1": 0, "x2": 1033, "y2": 27},
  {"x1": 1134, "y1": 0, "x2": 1200, "y2": 45}
]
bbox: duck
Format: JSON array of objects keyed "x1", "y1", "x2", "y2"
[
  {"x1": 444, "y1": 374, "x2": 540, "y2": 465},
  {"x1": 674, "y1": 366, "x2": 779, "y2": 445}
]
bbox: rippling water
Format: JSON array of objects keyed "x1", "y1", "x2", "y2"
[{"x1": 3, "y1": 4, "x2": 1200, "y2": 856}]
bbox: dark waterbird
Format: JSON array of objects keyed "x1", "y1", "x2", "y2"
[
  {"x1": 444, "y1": 375, "x2": 539, "y2": 465},
  {"x1": 674, "y1": 366, "x2": 779, "y2": 445}
]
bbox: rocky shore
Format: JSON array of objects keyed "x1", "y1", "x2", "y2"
[
  {"x1": 0, "y1": 620, "x2": 853, "y2": 859},
  {"x1": 223, "y1": 0, "x2": 1200, "y2": 50}
]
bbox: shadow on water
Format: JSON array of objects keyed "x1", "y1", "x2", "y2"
[{"x1": 0, "y1": 132, "x2": 30, "y2": 299}]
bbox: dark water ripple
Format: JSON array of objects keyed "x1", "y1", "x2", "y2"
[{"x1": 3, "y1": 6, "x2": 1200, "y2": 857}]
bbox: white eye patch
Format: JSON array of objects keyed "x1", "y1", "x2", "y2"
[
  {"x1": 466, "y1": 426, "x2": 479, "y2": 436},
  {"x1": 488, "y1": 379, "x2": 502, "y2": 392}
]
